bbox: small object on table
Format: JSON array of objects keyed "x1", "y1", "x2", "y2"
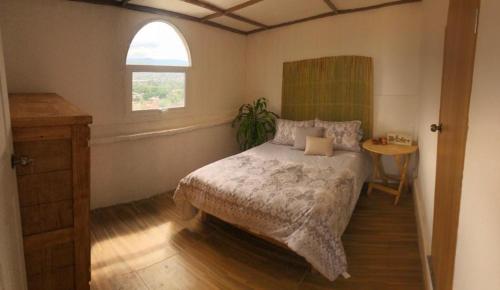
[
  {"x1": 387, "y1": 132, "x2": 413, "y2": 146},
  {"x1": 379, "y1": 137, "x2": 388, "y2": 145},
  {"x1": 362, "y1": 139, "x2": 418, "y2": 205}
]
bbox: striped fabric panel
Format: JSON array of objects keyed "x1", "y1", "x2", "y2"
[{"x1": 282, "y1": 55, "x2": 373, "y2": 138}]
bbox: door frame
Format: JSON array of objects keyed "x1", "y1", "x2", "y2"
[{"x1": 0, "y1": 26, "x2": 28, "y2": 290}]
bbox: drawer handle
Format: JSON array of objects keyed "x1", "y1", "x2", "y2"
[{"x1": 11, "y1": 154, "x2": 34, "y2": 169}]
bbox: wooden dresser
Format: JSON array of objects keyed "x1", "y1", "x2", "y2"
[{"x1": 9, "y1": 93, "x2": 92, "y2": 290}]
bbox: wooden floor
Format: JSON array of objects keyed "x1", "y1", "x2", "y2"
[{"x1": 90, "y1": 190, "x2": 424, "y2": 290}]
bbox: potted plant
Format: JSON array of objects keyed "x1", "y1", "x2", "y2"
[{"x1": 232, "y1": 98, "x2": 279, "y2": 150}]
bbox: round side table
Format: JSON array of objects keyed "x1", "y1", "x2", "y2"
[{"x1": 362, "y1": 139, "x2": 418, "y2": 205}]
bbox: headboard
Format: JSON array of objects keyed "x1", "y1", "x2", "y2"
[{"x1": 281, "y1": 55, "x2": 374, "y2": 138}]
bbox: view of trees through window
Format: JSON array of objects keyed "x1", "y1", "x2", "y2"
[{"x1": 132, "y1": 72, "x2": 185, "y2": 111}]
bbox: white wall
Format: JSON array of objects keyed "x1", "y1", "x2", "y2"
[
  {"x1": 414, "y1": 0, "x2": 449, "y2": 257},
  {"x1": 454, "y1": 1, "x2": 500, "y2": 289},
  {"x1": 0, "y1": 0, "x2": 426, "y2": 208},
  {"x1": 245, "y1": 3, "x2": 422, "y2": 138},
  {"x1": 0, "y1": 0, "x2": 246, "y2": 208},
  {"x1": 92, "y1": 123, "x2": 237, "y2": 208}
]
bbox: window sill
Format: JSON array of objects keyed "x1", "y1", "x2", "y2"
[{"x1": 91, "y1": 117, "x2": 233, "y2": 145}]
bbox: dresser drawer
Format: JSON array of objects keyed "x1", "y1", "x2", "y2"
[
  {"x1": 17, "y1": 170, "x2": 73, "y2": 207},
  {"x1": 27, "y1": 266, "x2": 74, "y2": 290},
  {"x1": 21, "y1": 200, "x2": 74, "y2": 235},
  {"x1": 14, "y1": 139, "x2": 72, "y2": 176},
  {"x1": 25, "y1": 241, "x2": 75, "y2": 290}
]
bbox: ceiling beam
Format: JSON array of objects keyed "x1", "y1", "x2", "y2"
[
  {"x1": 322, "y1": 0, "x2": 339, "y2": 14},
  {"x1": 126, "y1": 3, "x2": 247, "y2": 34},
  {"x1": 70, "y1": 0, "x2": 121, "y2": 6},
  {"x1": 202, "y1": 0, "x2": 264, "y2": 21},
  {"x1": 69, "y1": 0, "x2": 247, "y2": 34},
  {"x1": 180, "y1": 0, "x2": 267, "y2": 28},
  {"x1": 247, "y1": 0, "x2": 421, "y2": 34},
  {"x1": 69, "y1": 0, "x2": 421, "y2": 36}
]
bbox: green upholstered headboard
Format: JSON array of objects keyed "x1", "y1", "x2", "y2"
[{"x1": 281, "y1": 55, "x2": 374, "y2": 138}]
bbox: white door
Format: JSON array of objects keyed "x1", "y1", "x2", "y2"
[{"x1": 0, "y1": 27, "x2": 27, "y2": 290}]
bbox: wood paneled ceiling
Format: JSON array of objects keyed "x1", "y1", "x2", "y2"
[{"x1": 70, "y1": 0, "x2": 421, "y2": 35}]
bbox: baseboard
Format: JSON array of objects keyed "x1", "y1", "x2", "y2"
[{"x1": 412, "y1": 180, "x2": 434, "y2": 290}]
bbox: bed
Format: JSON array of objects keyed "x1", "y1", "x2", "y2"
[
  {"x1": 175, "y1": 55, "x2": 373, "y2": 281},
  {"x1": 174, "y1": 142, "x2": 371, "y2": 281}
]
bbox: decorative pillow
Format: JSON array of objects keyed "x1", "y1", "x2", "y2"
[
  {"x1": 272, "y1": 119, "x2": 314, "y2": 145},
  {"x1": 314, "y1": 119, "x2": 362, "y2": 152},
  {"x1": 293, "y1": 127, "x2": 325, "y2": 150},
  {"x1": 304, "y1": 136, "x2": 334, "y2": 157}
]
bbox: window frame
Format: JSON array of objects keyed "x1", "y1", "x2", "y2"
[{"x1": 124, "y1": 20, "x2": 192, "y2": 120}]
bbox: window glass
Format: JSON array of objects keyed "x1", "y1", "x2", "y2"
[
  {"x1": 126, "y1": 22, "x2": 190, "y2": 67},
  {"x1": 126, "y1": 21, "x2": 190, "y2": 112},
  {"x1": 132, "y1": 72, "x2": 185, "y2": 111}
]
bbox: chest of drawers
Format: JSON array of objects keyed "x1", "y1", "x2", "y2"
[{"x1": 9, "y1": 93, "x2": 91, "y2": 290}]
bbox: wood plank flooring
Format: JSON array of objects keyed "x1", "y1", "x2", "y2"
[{"x1": 90, "y1": 190, "x2": 424, "y2": 290}]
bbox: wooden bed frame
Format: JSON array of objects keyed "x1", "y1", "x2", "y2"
[
  {"x1": 200, "y1": 211, "x2": 319, "y2": 273},
  {"x1": 200, "y1": 211, "x2": 290, "y2": 250},
  {"x1": 200, "y1": 210, "x2": 319, "y2": 273}
]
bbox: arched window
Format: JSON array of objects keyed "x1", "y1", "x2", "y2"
[{"x1": 126, "y1": 21, "x2": 191, "y2": 112}]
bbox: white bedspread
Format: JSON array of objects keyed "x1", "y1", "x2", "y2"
[{"x1": 174, "y1": 142, "x2": 371, "y2": 281}]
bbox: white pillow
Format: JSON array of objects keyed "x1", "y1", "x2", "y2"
[
  {"x1": 304, "y1": 136, "x2": 334, "y2": 157},
  {"x1": 293, "y1": 127, "x2": 325, "y2": 150},
  {"x1": 272, "y1": 119, "x2": 314, "y2": 146},
  {"x1": 314, "y1": 119, "x2": 362, "y2": 152}
]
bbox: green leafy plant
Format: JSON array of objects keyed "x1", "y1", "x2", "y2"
[{"x1": 232, "y1": 98, "x2": 279, "y2": 150}]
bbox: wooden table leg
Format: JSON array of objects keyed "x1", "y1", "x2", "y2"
[
  {"x1": 371, "y1": 152, "x2": 388, "y2": 179},
  {"x1": 378, "y1": 155, "x2": 389, "y2": 185},
  {"x1": 393, "y1": 154, "x2": 410, "y2": 205},
  {"x1": 368, "y1": 153, "x2": 411, "y2": 205},
  {"x1": 367, "y1": 182, "x2": 374, "y2": 196},
  {"x1": 367, "y1": 153, "x2": 375, "y2": 196},
  {"x1": 395, "y1": 154, "x2": 411, "y2": 193},
  {"x1": 368, "y1": 153, "x2": 385, "y2": 195}
]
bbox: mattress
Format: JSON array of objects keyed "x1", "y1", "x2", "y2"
[{"x1": 174, "y1": 142, "x2": 371, "y2": 281}]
